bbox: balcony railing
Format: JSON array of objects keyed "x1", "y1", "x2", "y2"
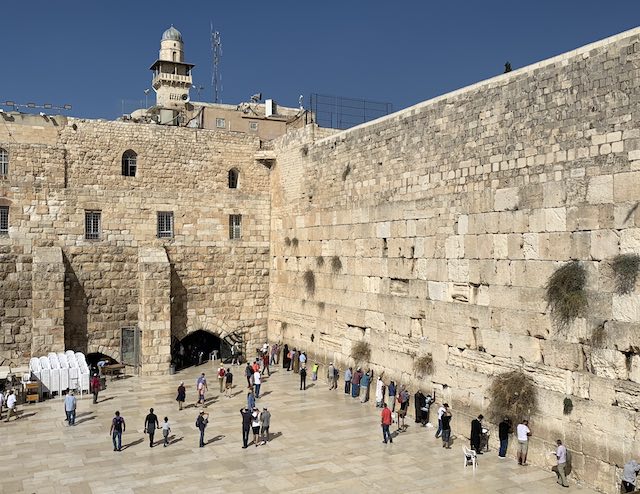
[{"x1": 152, "y1": 73, "x2": 192, "y2": 86}]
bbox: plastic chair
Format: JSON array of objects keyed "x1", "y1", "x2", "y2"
[{"x1": 463, "y1": 446, "x2": 478, "y2": 469}]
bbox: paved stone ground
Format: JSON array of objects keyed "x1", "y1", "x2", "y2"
[{"x1": 1, "y1": 363, "x2": 597, "y2": 494}]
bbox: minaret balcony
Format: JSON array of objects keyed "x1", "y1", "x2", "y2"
[{"x1": 152, "y1": 72, "x2": 193, "y2": 87}]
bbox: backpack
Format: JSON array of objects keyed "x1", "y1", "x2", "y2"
[{"x1": 334, "y1": 368, "x2": 339, "y2": 378}]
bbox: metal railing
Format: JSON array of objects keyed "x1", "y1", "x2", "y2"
[{"x1": 309, "y1": 93, "x2": 393, "y2": 130}]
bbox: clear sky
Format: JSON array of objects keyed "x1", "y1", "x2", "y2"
[{"x1": 1, "y1": 1, "x2": 639, "y2": 120}]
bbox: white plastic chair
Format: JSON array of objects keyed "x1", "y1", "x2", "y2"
[
  {"x1": 57, "y1": 353, "x2": 70, "y2": 392},
  {"x1": 463, "y1": 446, "x2": 478, "y2": 469},
  {"x1": 39, "y1": 356, "x2": 51, "y2": 394},
  {"x1": 48, "y1": 353, "x2": 60, "y2": 395}
]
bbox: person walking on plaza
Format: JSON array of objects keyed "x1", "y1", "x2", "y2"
[
  {"x1": 621, "y1": 459, "x2": 640, "y2": 492},
  {"x1": 311, "y1": 362, "x2": 319, "y2": 381},
  {"x1": 162, "y1": 417, "x2": 171, "y2": 447},
  {"x1": 299, "y1": 351, "x2": 307, "y2": 371},
  {"x1": 196, "y1": 373, "x2": 207, "y2": 405},
  {"x1": 262, "y1": 352, "x2": 270, "y2": 377},
  {"x1": 90, "y1": 374, "x2": 101, "y2": 404},
  {"x1": 247, "y1": 389, "x2": 255, "y2": 410},
  {"x1": 144, "y1": 408, "x2": 159, "y2": 447},
  {"x1": 196, "y1": 410, "x2": 209, "y2": 448},
  {"x1": 245, "y1": 362, "x2": 253, "y2": 387},
  {"x1": 344, "y1": 367, "x2": 352, "y2": 395},
  {"x1": 5, "y1": 390, "x2": 17, "y2": 422},
  {"x1": 470, "y1": 414, "x2": 484, "y2": 454},
  {"x1": 435, "y1": 402, "x2": 447, "y2": 438},
  {"x1": 176, "y1": 381, "x2": 186, "y2": 410},
  {"x1": 64, "y1": 391, "x2": 77, "y2": 426},
  {"x1": 240, "y1": 407, "x2": 252, "y2": 448},
  {"x1": 231, "y1": 342, "x2": 240, "y2": 366},
  {"x1": 253, "y1": 369, "x2": 262, "y2": 398},
  {"x1": 260, "y1": 407, "x2": 271, "y2": 444},
  {"x1": 110, "y1": 411, "x2": 125, "y2": 451},
  {"x1": 516, "y1": 419, "x2": 531, "y2": 465},
  {"x1": 225, "y1": 368, "x2": 234, "y2": 398},
  {"x1": 441, "y1": 405, "x2": 452, "y2": 448},
  {"x1": 552, "y1": 439, "x2": 570, "y2": 487},
  {"x1": 300, "y1": 366, "x2": 307, "y2": 390},
  {"x1": 381, "y1": 402, "x2": 393, "y2": 444},
  {"x1": 498, "y1": 417, "x2": 511, "y2": 458},
  {"x1": 218, "y1": 365, "x2": 226, "y2": 393},
  {"x1": 251, "y1": 408, "x2": 261, "y2": 447}
]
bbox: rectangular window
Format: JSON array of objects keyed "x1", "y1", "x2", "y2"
[
  {"x1": 249, "y1": 121, "x2": 258, "y2": 131},
  {"x1": 157, "y1": 211, "x2": 174, "y2": 238},
  {"x1": 0, "y1": 148, "x2": 8, "y2": 177},
  {"x1": 84, "y1": 210, "x2": 101, "y2": 240},
  {"x1": 0, "y1": 206, "x2": 8, "y2": 233},
  {"x1": 229, "y1": 214, "x2": 242, "y2": 240},
  {"x1": 216, "y1": 118, "x2": 226, "y2": 129}
]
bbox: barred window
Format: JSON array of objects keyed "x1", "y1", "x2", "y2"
[
  {"x1": 0, "y1": 206, "x2": 7, "y2": 233},
  {"x1": 216, "y1": 118, "x2": 226, "y2": 129},
  {"x1": 84, "y1": 210, "x2": 101, "y2": 240},
  {"x1": 229, "y1": 214, "x2": 242, "y2": 240},
  {"x1": 157, "y1": 211, "x2": 174, "y2": 238},
  {"x1": 122, "y1": 150, "x2": 137, "y2": 177},
  {"x1": 228, "y1": 168, "x2": 239, "y2": 189},
  {"x1": 0, "y1": 148, "x2": 8, "y2": 177}
]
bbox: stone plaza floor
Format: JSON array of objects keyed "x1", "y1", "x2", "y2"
[{"x1": 1, "y1": 363, "x2": 598, "y2": 494}]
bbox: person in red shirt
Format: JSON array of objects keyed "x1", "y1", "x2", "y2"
[
  {"x1": 381, "y1": 403, "x2": 393, "y2": 444},
  {"x1": 90, "y1": 374, "x2": 101, "y2": 404}
]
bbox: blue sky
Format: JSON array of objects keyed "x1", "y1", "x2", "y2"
[{"x1": 1, "y1": 1, "x2": 639, "y2": 120}]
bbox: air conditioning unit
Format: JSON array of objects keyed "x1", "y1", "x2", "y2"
[{"x1": 265, "y1": 99, "x2": 277, "y2": 117}]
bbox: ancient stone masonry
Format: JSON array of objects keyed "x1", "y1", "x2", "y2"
[
  {"x1": 268, "y1": 28, "x2": 640, "y2": 493},
  {"x1": 0, "y1": 114, "x2": 271, "y2": 368}
]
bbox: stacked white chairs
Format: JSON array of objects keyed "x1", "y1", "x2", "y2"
[
  {"x1": 57, "y1": 353, "x2": 70, "y2": 391},
  {"x1": 75, "y1": 352, "x2": 90, "y2": 392},
  {"x1": 48, "y1": 353, "x2": 61, "y2": 395},
  {"x1": 38, "y1": 356, "x2": 51, "y2": 394},
  {"x1": 29, "y1": 357, "x2": 41, "y2": 382}
]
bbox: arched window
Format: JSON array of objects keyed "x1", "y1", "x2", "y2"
[
  {"x1": 0, "y1": 147, "x2": 8, "y2": 177},
  {"x1": 122, "y1": 150, "x2": 137, "y2": 177},
  {"x1": 228, "y1": 168, "x2": 239, "y2": 189}
]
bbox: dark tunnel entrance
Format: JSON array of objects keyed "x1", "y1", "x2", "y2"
[{"x1": 172, "y1": 330, "x2": 226, "y2": 370}]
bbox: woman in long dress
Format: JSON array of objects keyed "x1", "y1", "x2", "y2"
[{"x1": 282, "y1": 344, "x2": 289, "y2": 369}]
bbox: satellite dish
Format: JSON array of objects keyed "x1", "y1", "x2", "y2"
[{"x1": 251, "y1": 93, "x2": 262, "y2": 103}]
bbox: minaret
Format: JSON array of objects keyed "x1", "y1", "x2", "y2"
[{"x1": 149, "y1": 26, "x2": 194, "y2": 109}]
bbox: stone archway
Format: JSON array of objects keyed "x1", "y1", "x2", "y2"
[{"x1": 172, "y1": 329, "x2": 229, "y2": 370}]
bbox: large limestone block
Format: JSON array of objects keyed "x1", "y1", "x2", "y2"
[
  {"x1": 587, "y1": 175, "x2": 613, "y2": 204},
  {"x1": 540, "y1": 340, "x2": 585, "y2": 371},
  {"x1": 589, "y1": 348, "x2": 628, "y2": 380},
  {"x1": 590, "y1": 229, "x2": 620, "y2": 260},
  {"x1": 620, "y1": 228, "x2": 640, "y2": 254},
  {"x1": 614, "y1": 171, "x2": 640, "y2": 202},
  {"x1": 510, "y1": 334, "x2": 542, "y2": 363},
  {"x1": 494, "y1": 187, "x2": 519, "y2": 211},
  {"x1": 611, "y1": 293, "x2": 640, "y2": 322}
]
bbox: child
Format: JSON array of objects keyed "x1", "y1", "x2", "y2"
[
  {"x1": 162, "y1": 417, "x2": 171, "y2": 447},
  {"x1": 311, "y1": 362, "x2": 319, "y2": 381}
]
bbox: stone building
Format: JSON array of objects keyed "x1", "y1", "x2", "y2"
[{"x1": 2, "y1": 24, "x2": 640, "y2": 492}]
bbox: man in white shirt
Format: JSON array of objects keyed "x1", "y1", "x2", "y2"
[
  {"x1": 516, "y1": 419, "x2": 532, "y2": 465},
  {"x1": 435, "y1": 403, "x2": 447, "y2": 438},
  {"x1": 253, "y1": 370, "x2": 262, "y2": 398},
  {"x1": 64, "y1": 391, "x2": 77, "y2": 425},
  {"x1": 552, "y1": 439, "x2": 569, "y2": 487},
  {"x1": 5, "y1": 390, "x2": 17, "y2": 422}
]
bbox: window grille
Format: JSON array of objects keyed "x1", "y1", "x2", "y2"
[
  {"x1": 229, "y1": 214, "x2": 242, "y2": 239},
  {"x1": 249, "y1": 121, "x2": 258, "y2": 131},
  {"x1": 0, "y1": 206, "x2": 8, "y2": 233},
  {"x1": 84, "y1": 210, "x2": 101, "y2": 240},
  {"x1": 216, "y1": 118, "x2": 226, "y2": 128},
  {"x1": 122, "y1": 150, "x2": 137, "y2": 177},
  {"x1": 157, "y1": 211, "x2": 174, "y2": 238},
  {"x1": 0, "y1": 148, "x2": 8, "y2": 177}
]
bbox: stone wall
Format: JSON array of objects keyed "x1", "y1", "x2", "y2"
[
  {"x1": 268, "y1": 28, "x2": 640, "y2": 493},
  {"x1": 0, "y1": 115, "x2": 271, "y2": 367}
]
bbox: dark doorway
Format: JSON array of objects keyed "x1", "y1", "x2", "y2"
[
  {"x1": 86, "y1": 352, "x2": 117, "y2": 377},
  {"x1": 173, "y1": 330, "x2": 224, "y2": 370}
]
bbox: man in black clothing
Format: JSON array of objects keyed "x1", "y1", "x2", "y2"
[
  {"x1": 498, "y1": 417, "x2": 511, "y2": 458},
  {"x1": 300, "y1": 366, "x2": 307, "y2": 390},
  {"x1": 196, "y1": 411, "x2": 209, "y2": 447},
  {"x1": 144, "y1": 408, "x2": 159, "y2": 447},
  {"x1": 414, "y1": 390, "x2": 426, "y2": 424},
  {"x1": 470, "y1": 414, "x2": 484, "y2": 454},
  {"x1": 240, "y1": 407, "x2": 252, "y2": 448}
]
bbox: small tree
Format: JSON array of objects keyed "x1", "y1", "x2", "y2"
[{"x1": 487, "y1": 370, "x2": 538, "y2": 425}]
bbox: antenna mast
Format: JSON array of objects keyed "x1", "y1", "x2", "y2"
[{"x1": 210, "y1": 22, "x2": 222, "y2": 103}]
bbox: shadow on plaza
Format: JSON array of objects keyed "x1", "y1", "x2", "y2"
[
  {"x1": 98, "y1": 397, "x2": 115, "y2": 404},
  {"x1": 121, "y1": 438, "x2": 144, "y2": 450},
  {"x1": 206, "y1": 434, "x2": 224, "y2": 445},
  {"x1": 168, "y1": 435, "x2": 184, "y2": 445},
  {"x1": 76, "y1": 415, "x2": 96, "y2": 425}
]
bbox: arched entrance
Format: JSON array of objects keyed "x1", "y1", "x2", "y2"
[
  {"x1": 85, "y1": 352, "x2": 118, "y2": 376},
  {"x1": 172, "y1": 330, "x2": 228, "y2": 370}
]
